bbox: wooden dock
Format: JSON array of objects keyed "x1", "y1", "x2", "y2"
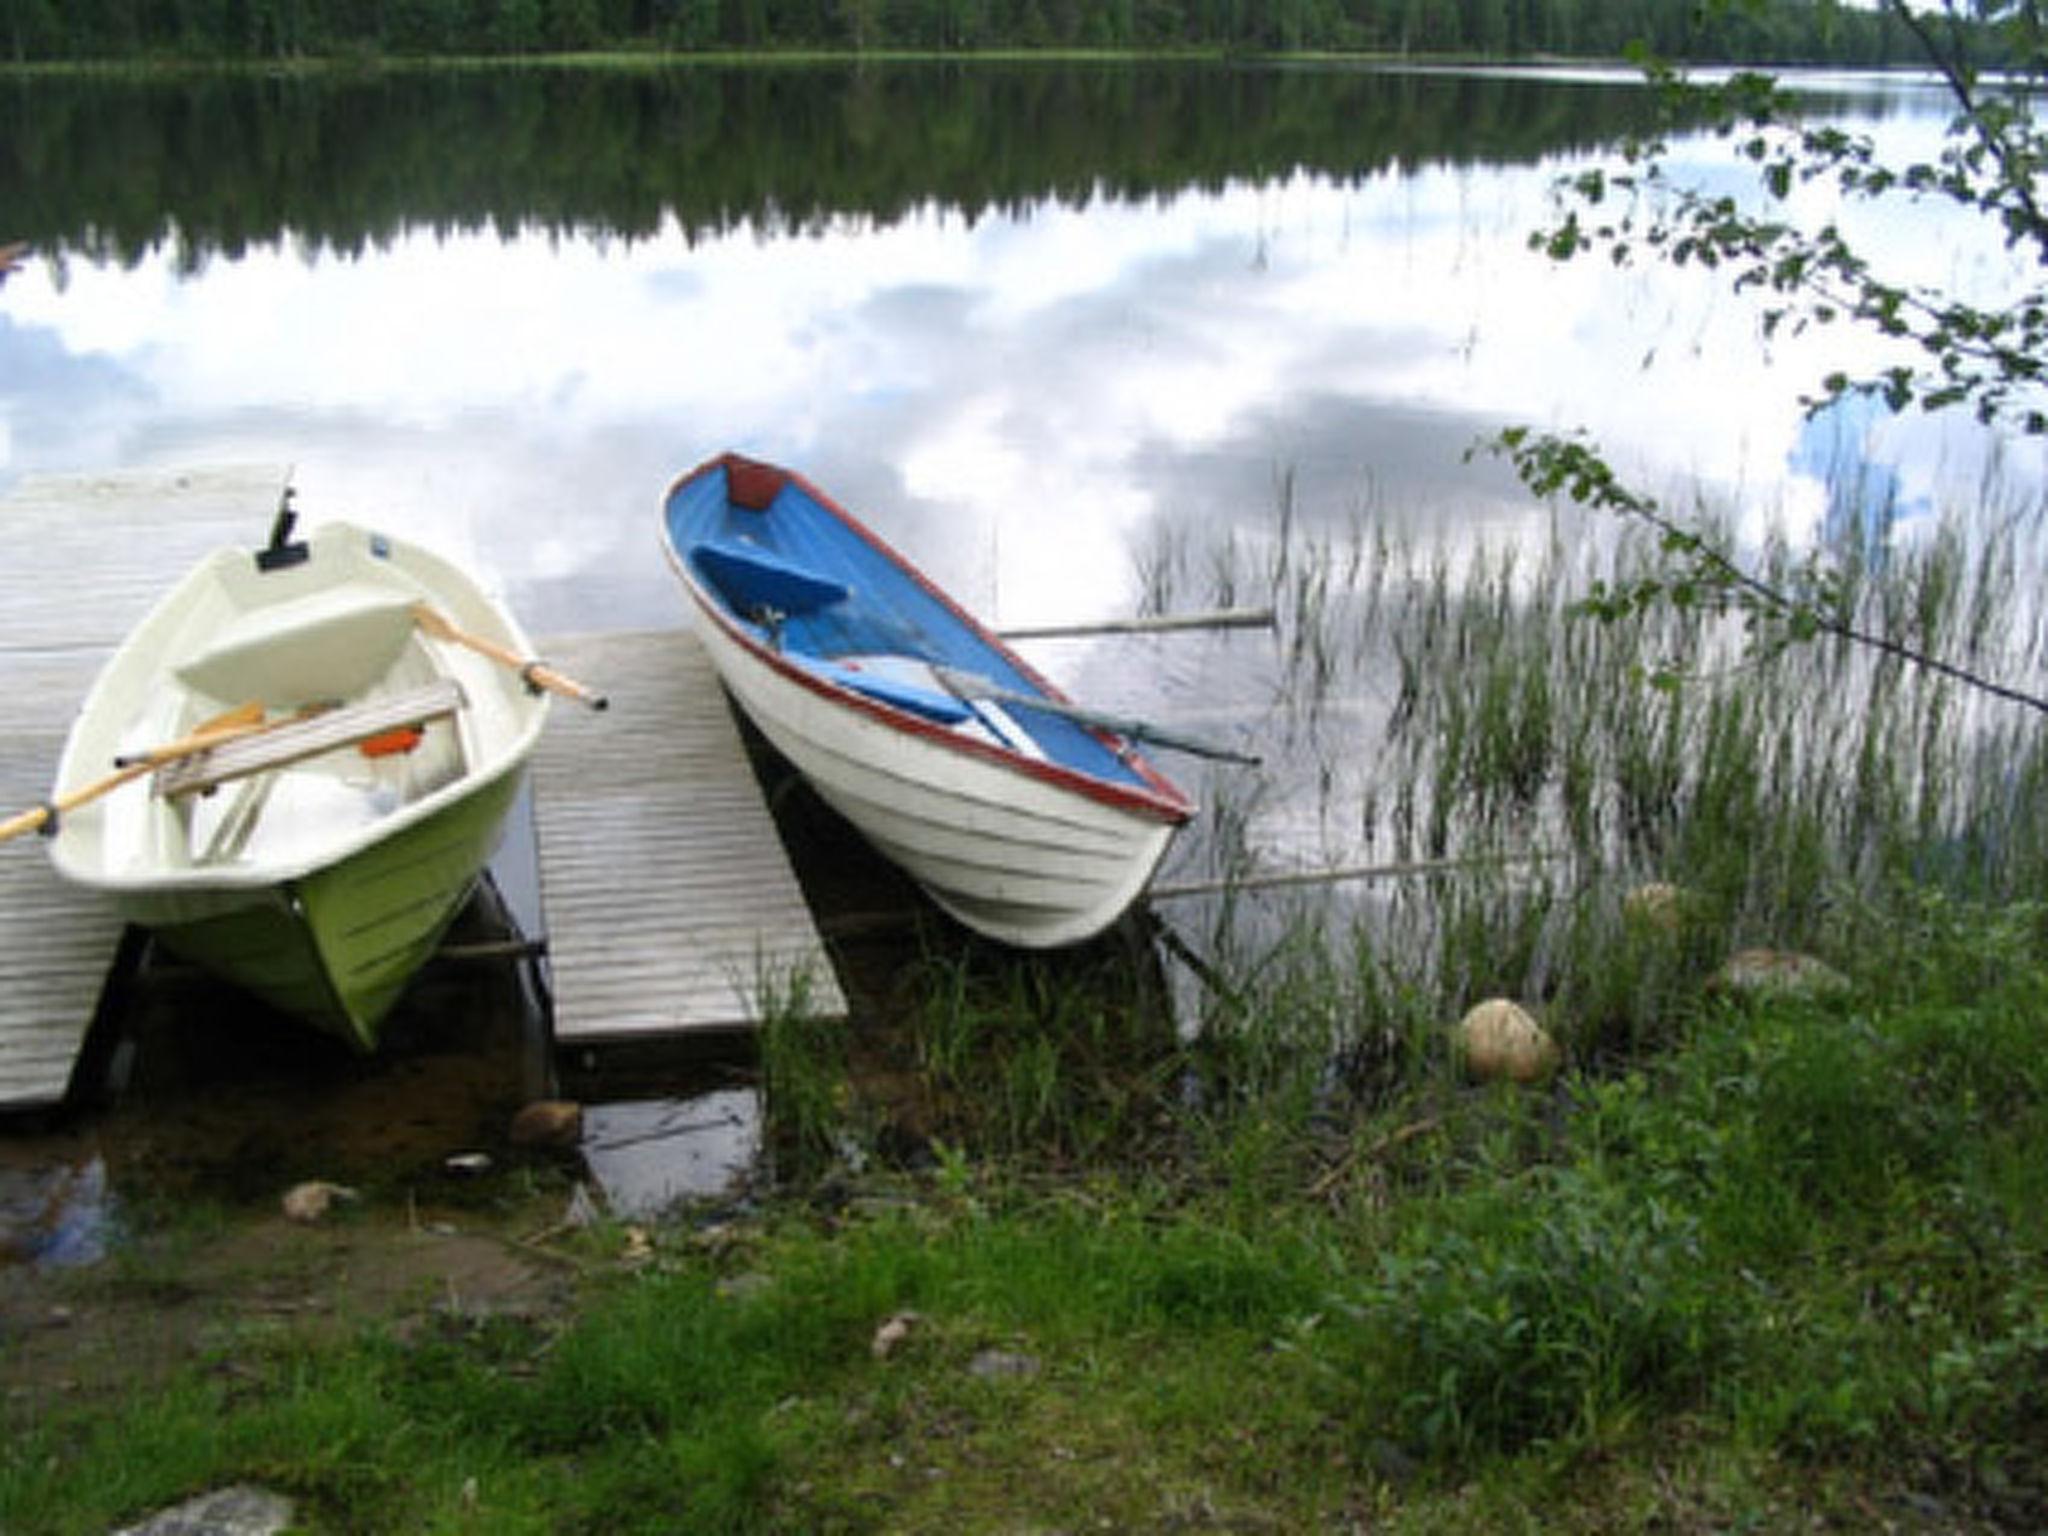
[
  {"x1": 0, "y1": 467, "x2": 845, "y2": 1109},
  {"x1": 531, "y1": 629, "x2": 845, "y2": 1045},
  {"x1": 0, "y1": 467, "x2": 286, "y2": 1109},
  {"x1": 0, "y1": 647, "x2": 129, "y2": 1108}
]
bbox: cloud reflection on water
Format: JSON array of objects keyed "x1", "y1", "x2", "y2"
[{"x1": 0, "y1": 106, "x2": 1980, "y2": 641}]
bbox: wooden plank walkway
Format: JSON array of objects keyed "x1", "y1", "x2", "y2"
[
  {"x1": 0, "y1": 466, "x2": 846, "y2": 1107},
  {"x1": 0, "y1": 649, "x2": 127, "y2": 1108},
  {"x1": 531, "y1": 629, "x2": 847, "y2": 1044},
  {"x1": 0, "y1": 465, "x2": 291, "y2": 1109}
]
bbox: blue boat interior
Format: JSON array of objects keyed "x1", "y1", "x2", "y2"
[{"x1": 667, "y1": 462, "x2": 1157, "y2": 790}]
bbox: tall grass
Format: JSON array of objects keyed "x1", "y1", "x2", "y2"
[{"x1": 1140, "y1": 477, "x2": 2048, "y2": 1083}]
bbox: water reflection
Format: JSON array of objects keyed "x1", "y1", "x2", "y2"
[
  {"x1": 0, "y1": 1154, "x2": 111, "y2": 1267},
  {"x1": 579, "y1": 1093, "x2": 761, "y2": 1218},
  {"x1": 0, "y1": 157, "x2": 1869, "y2": 635},
  {"x1": 0, "y1": 68, "x2": 1977, "y2": 651}
]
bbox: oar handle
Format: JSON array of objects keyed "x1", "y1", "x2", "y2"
[
  {"x1": 0, "y1": 802, "x2": 66, "y2": 843},
  {"x1": 412, "y1": 604, "x2": 608, "y2": 711}
]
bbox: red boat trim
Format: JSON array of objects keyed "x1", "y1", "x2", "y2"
[{"x1": 665, "y1": 453, "x2": 1198, "y2": 822}]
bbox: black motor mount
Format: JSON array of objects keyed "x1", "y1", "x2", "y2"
[{"x1": 256, "y1": 482, "x2": 310, "y2": 573}]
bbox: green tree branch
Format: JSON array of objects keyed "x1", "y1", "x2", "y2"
[{"x1": 1497, "y1": 1, "x2": 2048, "y2": 716}]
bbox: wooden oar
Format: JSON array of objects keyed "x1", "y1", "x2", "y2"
[
  {"x1": 931, "y1": 665, "x2": 1261, "y2": 766},
  {"x1": 0, "y1": 701, "x2": 268, "y2": 846},
  {"x1": 412, "y1": 604, "x2": 609, "y2": 711},
  {"x1": 997, "y1": 607, "x2": 1277, "y2": 642}
]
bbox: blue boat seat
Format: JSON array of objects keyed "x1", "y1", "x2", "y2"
[
  {"x1": 692, "y1": 540, "x2": 849, "y2": 619},
  {"x1": 793, "y1": 654, "x2": 975, "y2": 724}
]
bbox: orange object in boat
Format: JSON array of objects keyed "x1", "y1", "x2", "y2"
[{"x1": 358, "y1": 725, "x2": 426, "y2": 759}]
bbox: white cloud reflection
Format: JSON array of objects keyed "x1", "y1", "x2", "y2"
[{"x1": 0, "y1": 88, "x2": 2003, "y2": 638}]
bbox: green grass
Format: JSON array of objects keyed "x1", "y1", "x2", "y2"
[{"x1": 11, "y1": 920, "x2": 2048, "y2": 1530}]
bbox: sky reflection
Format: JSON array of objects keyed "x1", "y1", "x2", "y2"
[{"x1": 0, "y1": 85, "x2": 1991, "y2": 648}]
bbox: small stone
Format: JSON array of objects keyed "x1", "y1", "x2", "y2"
[
  {"x1": 1622, "y1": 881, "x2": 1689, "y2": 934},
  {"x1": 111, "y1": 1484, "x2": 294, "y2": 1536},
  {"x1": 444, "y1": 1152, "x2": 493, "y2": 1178},
  {"x1": 1710, "y1": 948, "x2": 1851, "y2": 1001},
  {"x1": 1452, "y1": 999, "x2": 1560, "y2": 1085},
  {"x1": 509, "y1": 1099, "x2": 584, "y2": 1150},
  {"x1": 280, "y1": 1181, "x2": 357, "y2": 1224},
  {"x1": 871, "y1": 1310, "x2": 921, "y2": 1359},
  {"x1": 968, "y1": 1348, "x2": 1041, "y2": 1380}
]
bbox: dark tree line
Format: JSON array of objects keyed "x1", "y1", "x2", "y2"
[
  {"x1": 0, "y1": 0, "x2": 1937, "y2": 68},
  {"x1": 2, "y1": 63, "x2": 1697, "y2": 265}
]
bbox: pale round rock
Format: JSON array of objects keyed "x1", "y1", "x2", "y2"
[
  {"x1": 1623, "y1": 881, "x2": 1688, "y2": 934},
  {"x1": 1453, "y1": 999, "x2": 1560, "y2": 1085}
]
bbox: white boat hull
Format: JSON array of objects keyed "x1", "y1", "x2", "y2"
[{"x1": 689, "y1": 592, "x2": 1178, "y2": 948}]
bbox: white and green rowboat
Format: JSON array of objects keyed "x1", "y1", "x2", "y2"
[{"x1": 41, "y1": 512, "x2": 574, "y2": 1052}]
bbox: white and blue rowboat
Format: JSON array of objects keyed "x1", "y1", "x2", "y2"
[{"x1": 662, "y1": 452, "x2": 1196, "y2": 949}]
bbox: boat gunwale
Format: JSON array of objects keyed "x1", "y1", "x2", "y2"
[{"x1": 662, "y1": 453, "x2": 1196, "y2": 829}]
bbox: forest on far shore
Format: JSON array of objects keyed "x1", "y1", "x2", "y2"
[{"x1": 0, "y1": 0, "x2": 1961, "y2": 69}]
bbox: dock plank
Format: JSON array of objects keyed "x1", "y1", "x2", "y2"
[
  {"x1": 0, "y1": 649, "x2": 129, "y2": 1109},
  {"x1": 529, "y1": 629, "x2": 847, "y2": 1043}
]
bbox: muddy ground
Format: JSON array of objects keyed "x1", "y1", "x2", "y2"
[{"x1": 0, "y1": 881, "x2": 621, "y2": 1420}]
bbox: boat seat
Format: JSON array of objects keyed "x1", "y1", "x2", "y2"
[
  {"x1": 793, "y1": 654, "x2": 974, "y2": 724},
  {"x1": 691, "y1": 540, "x2": 849, "y2": 619},
  {"x1": 175, "y1": 582, "x2": 420, "y2": 707},
  {"x1": 155, "y1": 677, "x2": 468, "y2": 799}
]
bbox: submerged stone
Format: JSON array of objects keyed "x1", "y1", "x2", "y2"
[{"x1": 509, "y1": 1099, "x2": 584, "y2": 1150}]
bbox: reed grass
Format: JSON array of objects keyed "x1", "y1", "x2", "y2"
[{"x1": 753, "y1": 961, "x2": 851, "y2": 1180}]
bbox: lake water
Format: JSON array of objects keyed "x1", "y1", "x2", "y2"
[
  {"x1": 0, "y1": 59, "x2": 2024, "y2": 1220},
  {"x1": 4, "y1": 63, "x2": 1995, "y2": 635}
]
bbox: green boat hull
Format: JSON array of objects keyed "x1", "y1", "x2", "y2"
[{"x1": 140, "y1": 767, "x2": 526, "y2": 1052}]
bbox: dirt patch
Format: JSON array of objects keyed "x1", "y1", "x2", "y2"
[{"x1": 0, "y1": 1193, "x2": 585, "y2": 1419}]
